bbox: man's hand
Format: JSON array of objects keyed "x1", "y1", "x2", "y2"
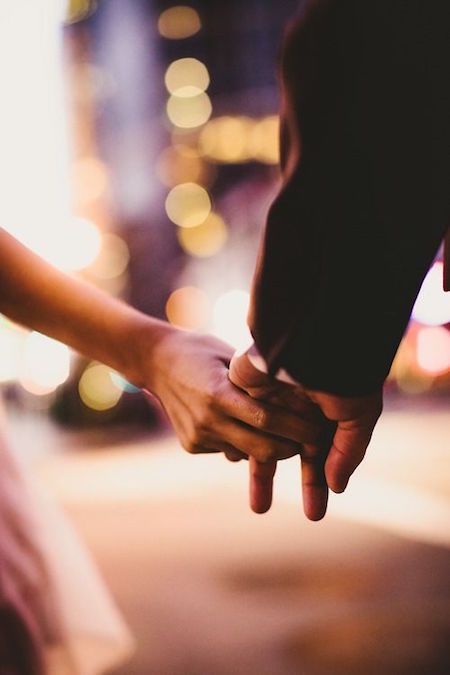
[
  {"x1": 229, "y1": 350, "x2": 334, "y2": 520},
  {"x1": 142, "y1": 327, "x2": 324, "y2": 463},
  {"x1": 229, "y1": 351, "x2": 382, "y2": 520}
]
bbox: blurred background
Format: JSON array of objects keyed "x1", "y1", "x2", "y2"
[{"x1": 0, "y1": 1, "x2": 449, "y2": 674}]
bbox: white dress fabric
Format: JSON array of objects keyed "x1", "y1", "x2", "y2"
[{"x1": 0, "y1": 402, "x2": 134, "y2": 675}]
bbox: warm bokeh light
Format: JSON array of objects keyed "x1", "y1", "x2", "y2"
[
  {"x1": 71, "y1": 156, "x2": 109, "y2": 206},
  {"x1": 78, "y1": 363, "x2": 123, "y2": 411},
  {"x1": 165, "y1": 286, "x2": 210, "y2": 330},
  {"x1": 156, "y1": 145, "x2": 212, "y2": 187},
  {"x1": 199, "y1": 116, "x2": 253, "y2": 163},
  {"x1": 248, "y1": 115, "x2": 280, "y2": 164},
  {"x1": 91, "y1": 233, "x2": 130, "y2": 280},
  {"x1": 19, "y1": 332, "x2": 71, "y2": 395},
  {"x1": 165, "y1": 183, "x2": 211, "y2": 228},
  {"x1": 157, "y1": 6, "x2": 201, "y2": 40},
  {"x1": 166, "y1": 92, "x2": 212, "y2": 129},
  {"x1": 177, "y1": 212, "x2": 228, "y2": 258},
  {"x1": 412, "y1": 262, "x2": 450, "y2": 326},
  {"x1": 65, "y1": 0, "x2": 97, "y2": 24},
  {"x1": 53, "y1": 217, "x2": 102, "y2": 271},
  {"x1": 165, "y1": 58, "x2": 209, "y2": 97},
  {"x1": 416, "y1": 326, "x2": 450, "y2": 375},
  {"x1": 212, "y1": 289, "x2": 252, "y2": 351}
]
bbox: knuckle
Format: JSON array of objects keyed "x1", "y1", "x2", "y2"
[
  {"x1": 252, "y1": 407, "x2": 269, "y2": 430},
  {"x1": 183, "y1": 428, "x2": 203, "y2": 454}
]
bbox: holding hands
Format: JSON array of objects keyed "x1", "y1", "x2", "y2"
[{"x1": 229, "y1": 350, "x2": 382, "y2": 520}]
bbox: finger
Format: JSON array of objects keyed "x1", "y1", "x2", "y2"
[
  {"x1": 224, "y1": 449, "x2": 246, "y2": 462},
  {"x1": 324, "y1": 420, "x2": 376, "y2": 493},
  {"x1": 300, "y1": 445, "x2": 328, "y2": 521},
  {"x1": 249, "y1": 457, "x2": 277, "y2": 514},
  {"x1": 230, "y1": 352, "x2": 322, "y2": 419},
  {"x1": 219, "y1": 381, "x2": 322, "y2": 446},
  {"x1": 211, "y1": 417, "x2": 301, "y2": 463}
]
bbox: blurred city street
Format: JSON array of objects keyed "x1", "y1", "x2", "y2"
[{"x1": 8, "y1": 395, "x2": 450, "y2": 675}]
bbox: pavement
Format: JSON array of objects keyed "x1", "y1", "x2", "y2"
[{"x1": 7, "y1": 395, "x2": 450, "y2": 675}]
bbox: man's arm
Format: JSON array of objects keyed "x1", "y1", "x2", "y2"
[
  {"x1": 249, "y1": 0, "x2": 449, "y2": 395},
  {"x1": 233, "y1": 1, "x2": 449, "y2": 519}
]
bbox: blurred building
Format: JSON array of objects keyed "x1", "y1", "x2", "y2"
[{"x1": 0, "y1": 0, "x2": 448, "y2": 429}]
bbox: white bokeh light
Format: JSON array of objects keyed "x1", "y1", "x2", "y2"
[
  {"x1": 212, "y1": 289, "x2": 252, "y2": 352},
  {"x1": 19, "y1": 331, "x2": 71, "y2": 395},
  {"x1": 412, "y1": 262, "x2": 450, "y2": 326},
  {"x1": 416, "y1": 326, "x2": 450, "y2": 375}
]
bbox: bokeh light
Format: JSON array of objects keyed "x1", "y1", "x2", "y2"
[
  {"x1": 165, "y1": 286, "x2": 210, "y2": 330},
  {"x1": 199, "y1": 116, "x2": 253, "y2": 163},
  {"x1": 165, "y1": 58, "x2": 209, "y2": 97},
  {"x1": 45, "y1": 217, "x2": 102, "y2": 272},
  {"x1": 65, "y1": 0, "x2": 98, "y2": 24},
  {"x1": 416, "y1": 326, "x2": 450, "y2": 375},
  {"x1": 248, "y1": 115, "x2": 280, "y2": 164},
  {"x1": 156, "y1": 145, "x2": 212, "y2": 187},
  {"x1": 71, "y1": 156, "x2": 109, "y2": 206},
  {"x1": 166, "y1": 92, "x2": 212, "y2": 129},
  {"x1": 177, "y1": 212, "x2": 228, "y2": 258},
  {"x1": 91, "y1": 233, "x2": 130, "y2": 280},
  {"x1": 19, "y1": 332, "x2": 71, "y2": 395},
  {"x1": 212, "y1": 289, "x2": 252, "y2": 351},
  {"x1": 158, "y1": 6, "x2": 201, "y2": 40},
  {"x1": 78, "y1": 363, "x2": 123, "y2": 411},
  {"x1": 165, "y1": 182, "x2": 211, "y2": 228},
  {"x1": 412, "y1": 262, "x2": 450, "y2": 326}
]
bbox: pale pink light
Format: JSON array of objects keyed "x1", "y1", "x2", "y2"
[{"x1": 416, "y1": 326, "x2": 450, "y2": 375}]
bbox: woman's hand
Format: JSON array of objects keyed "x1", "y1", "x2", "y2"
[{"x1": 139, "y1": 325, "x2": 324, "y2": 463}]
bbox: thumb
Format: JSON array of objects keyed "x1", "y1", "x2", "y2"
[{"x1": 324, "y1": 418, "x2": 377, "y2": 493}]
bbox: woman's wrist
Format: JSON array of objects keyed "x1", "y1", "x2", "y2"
[{"x1": 122, "y1": 312, "x2": 177, "y2": 391}]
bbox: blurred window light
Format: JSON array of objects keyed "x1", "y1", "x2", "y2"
[
  {"x1": 65, "y1": 0, "x2": 97, "y2": 24},
  {"x1": 71, "y1": 156, "x2": 109, "y2": 206},
  {"x1": 165, "y1": 286, "x2": 210, "y2": 330},
  {"x1": 178, "y1": 212, "x2": 228, "y2": 258},
  {"x1": 412, "y1": 262, "x2": 450, "y2": 326},
  {"x1": 19, "y1": 332, "x2": 71, "y2": 396},
  {"x1": 0, "y1": 1, "x2": 72, "y2": 260},
  {"x1": 165, "y1": 58, "x2": 209, "y2": 97},
  {"x1": 78, "y1": 363, "x2": 123, "y2": 411},
  {"x1": 158, "y1": 6, "x2": 201, "y2": 40},
  {"x1": 91, "y1": 233, "x2": 130, "y2": 280},
  {"x1": 166, "y1": 92, "x2": 212, "y2": 129},
  {"x1": 416, "y1": 326, "x2": 450, "y2": 375},
  {"x1": 199, "y1": 116, "x2": 253, "y2": 163},
  {"x1": 165, "y1": 183, "x2": 211, "y2": 228},
  {"x1": 212, "y1": 289, "x2": 252, "y2": 352},
  {"x1": 248, "y1": 115, "x2": 280, "y2": 164},
  {"x1": 156, "y1": 145, "x2": 212, "y2": 187}
]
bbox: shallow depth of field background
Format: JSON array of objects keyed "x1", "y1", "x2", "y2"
[{"x1": 0, "y1": 2, "x2": 449, "y2": 674}]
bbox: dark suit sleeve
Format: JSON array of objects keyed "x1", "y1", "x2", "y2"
[{"x1": 248, "y1": 0, "x2": 450, "y2": 395}]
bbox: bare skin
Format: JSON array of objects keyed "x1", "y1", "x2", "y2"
[
  {"x1": 229, "y1": 351, "x2": 382, "y2": 520},
  {"x1": 0, "y1": 228, "x2": 323, "y2": 463}
]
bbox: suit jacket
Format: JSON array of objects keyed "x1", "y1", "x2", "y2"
[{"x1": 249, "y1": 0, "x2": 450, "y2": 395}]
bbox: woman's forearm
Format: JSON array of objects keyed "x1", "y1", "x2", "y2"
[{"x1": 0, "y1": 228, "x2": 171, "y2": 387}]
